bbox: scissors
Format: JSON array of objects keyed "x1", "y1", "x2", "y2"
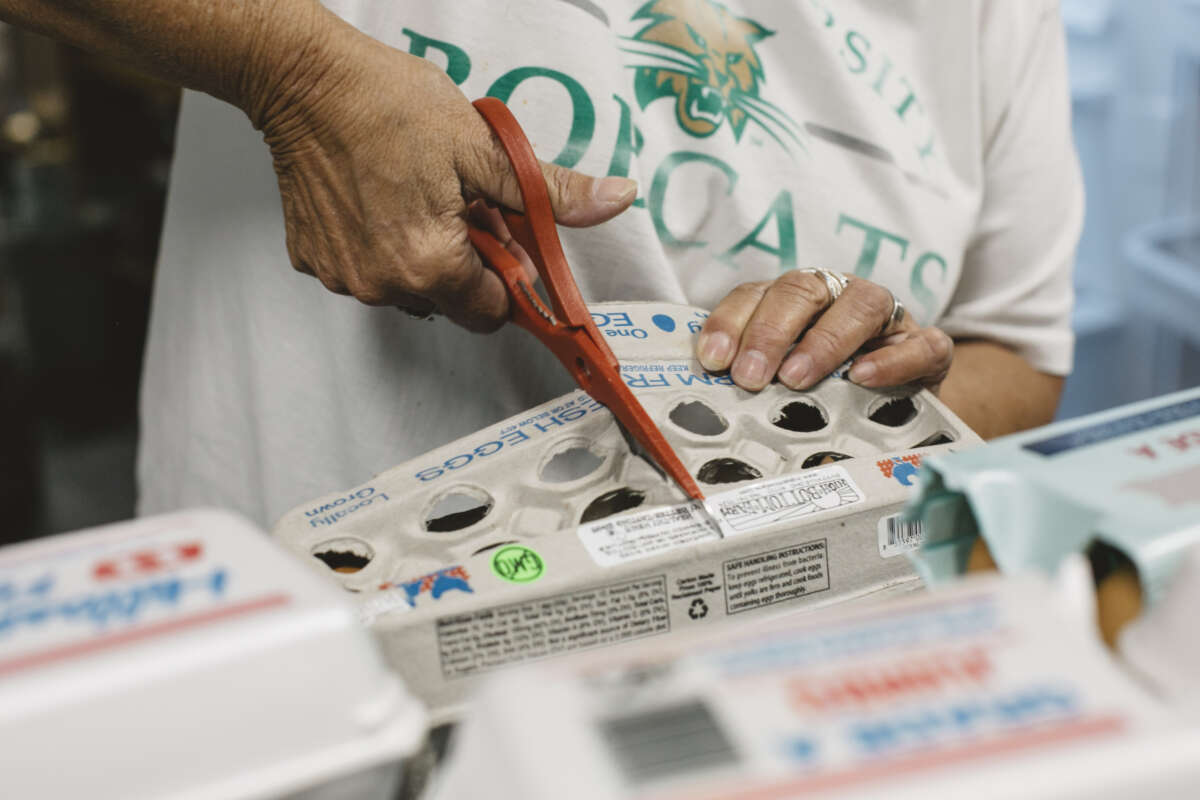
[{"x1": 466, "y1": 96, "x2": 707, "y2": 506}]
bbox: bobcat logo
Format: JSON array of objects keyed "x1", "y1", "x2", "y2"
[{"x1": 622, "y1": 0, "x2": 804, "y2": 153}]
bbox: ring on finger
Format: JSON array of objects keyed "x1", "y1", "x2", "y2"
[
  {"x1": 879, "y1": 292, "x2": 906, "y2": 337},
  {"x1": 798, "y1": 268, "x2": 850, "y2": 306}
]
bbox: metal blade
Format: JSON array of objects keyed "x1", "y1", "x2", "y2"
[
  {"x1": 608, "y1": 404, "x2": 728, "y2": 537},
  {"x1": 613, "y1": 415, "x2": 667, "y2": 481}
]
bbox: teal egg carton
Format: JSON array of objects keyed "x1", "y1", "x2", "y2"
[{"x1": 907, "y1": 387, "x2": 1200, "y2": 606}]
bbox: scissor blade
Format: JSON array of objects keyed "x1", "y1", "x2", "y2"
[
  {"x1": 613, "y1": 415, "x2": 666, "y2": 481},
  {"x1": 611, "y1": 408, "x2": 728, "y2": 536},
  {"x1": 593, "y1": 375, "x2": 704, "y2": 501}
]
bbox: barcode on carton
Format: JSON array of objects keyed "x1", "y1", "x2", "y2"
[
  {"x1": 877, "y1": 513, "x2": 925, "y2": 558},
  {"x1": 598, "y1": 700, "x2": 739, "y2": 786}
]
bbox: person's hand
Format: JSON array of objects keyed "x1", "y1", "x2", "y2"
[
  {"x1": 246, "y1": 11, "x2": 637, "y2": 331},
  {"x1": 695, "y1": 270, "x2": 953, "y2": 393}
]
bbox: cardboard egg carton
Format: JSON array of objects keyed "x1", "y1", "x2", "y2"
[{"x1": 273, "y1": 303, "x2": 981, "y2": 720}]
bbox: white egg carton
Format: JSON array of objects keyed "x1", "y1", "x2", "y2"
[
  {"x1": 0, "y1": 509, "x2": 426, "y2": 800},
  {"x1": 273, "y1": 302, "x2": 981, "y2": 721},
  {"x1": 432, "y1": 562, "x2": 1200, "y2": 800}
]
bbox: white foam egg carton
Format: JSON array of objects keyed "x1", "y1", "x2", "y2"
[
  {"x1": 273, "y1": 302, "x2": 981, "y2": 721},
  {"x1": 431, "y1": 561, "x2": 1200, "y2": 800},
  {"x1": 0, "y1": 510, "x2": 426, "y2": 800}
]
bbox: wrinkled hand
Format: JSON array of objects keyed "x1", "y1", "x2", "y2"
[
  {"x1": 695, "y1": 271, "x2": 953, "y2": 393},
  {"x1": 252, "y1": 18, "x2": 636, "y2": 331}
]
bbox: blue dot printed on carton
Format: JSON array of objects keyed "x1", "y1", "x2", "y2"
[{"x1": 652, "y1": 314, "x2": 676, "y2": 332}]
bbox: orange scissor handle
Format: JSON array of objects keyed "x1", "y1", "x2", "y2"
[
  {"x1": 470, "y1": 98, "x2": 611, "y2": 355},
  {"x1": 466, "y1": 226, "x2": 599, "y2": 392}
]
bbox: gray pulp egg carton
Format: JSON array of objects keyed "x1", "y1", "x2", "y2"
[{"x1": 273, "y1": 302, "x2": 981, "y2": 720}]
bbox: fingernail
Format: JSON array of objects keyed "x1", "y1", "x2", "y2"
[
  {"x1": 594, "y1": 176, "x2": 637, "y2": 205},
  {"x1": 698, "y1": 331, "x2": 734, "y2": 370},
  {"x1": 779, "y1": 353, "x2": 813, "y2": 389},
  {"x1": 732, "y1": 350, "x2": 770, "y2": 389},
  {"x1": 849, "y1": 360, "x2": 877, "y2": 384}
]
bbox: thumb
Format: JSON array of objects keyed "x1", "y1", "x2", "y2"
[
  {"x1": 458, "y1": 114, "x2": 637, "y2": 228},
  {"x1": 535, "y1": 162, "x2": 638, "y2": 228}
]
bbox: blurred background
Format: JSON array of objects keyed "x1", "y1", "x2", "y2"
[
  {"x1": 0, "y1": 23, "x2": 177, "y2": 544},
  {"x1": 1, "y1": 0, "x2": 1199, "y2": 543}
]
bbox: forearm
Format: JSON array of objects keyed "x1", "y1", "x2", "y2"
[
  {"x1": 937, "y1": 339, "x2": 1064, "y2": 439},
  {"x1": 0, "y1": 0, "x2": 341, "y2": 125}
]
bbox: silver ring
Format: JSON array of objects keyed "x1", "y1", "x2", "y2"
[
  {"x1": 798, "y1": 268, "x2": 850, "y2": 307},
  {"x1": 880, "y1": 293, "x2": 906, "y2": 336}
]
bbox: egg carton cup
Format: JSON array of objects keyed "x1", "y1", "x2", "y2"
[{"x1": 274, "y1": 302, "x2": 982, "y2": 721}]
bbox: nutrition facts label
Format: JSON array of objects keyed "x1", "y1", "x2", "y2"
[
  {"x1": 436, "y1": 577, "x2": 671, "y2": 679},
  {"x1": 723, "y1": 540, "x2": 829, "y2": 614}
]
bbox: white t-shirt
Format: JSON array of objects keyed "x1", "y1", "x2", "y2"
[{"x1": 138, "y1": 0, "x2": 1083, "y2": 527}]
